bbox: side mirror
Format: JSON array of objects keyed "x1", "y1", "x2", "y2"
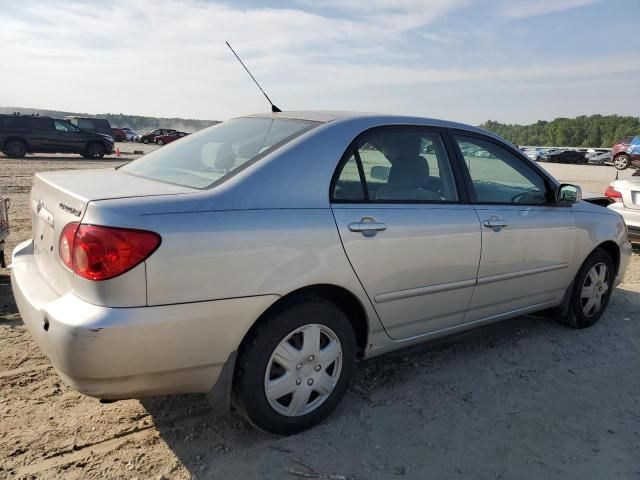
[
  {"x1": 557, "y1": 184, "x2": 582, "y2": 204},
  {"x1": 371, "y1": 165, "x2": 390, "y2": 181}
]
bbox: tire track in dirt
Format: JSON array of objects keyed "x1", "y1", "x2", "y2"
[
  {"x1": 13, "y1": 408, "x2": 212, "y2": 477},
  {"x1": 0, "y1": 363, "x2": 51, "y2": 380}
]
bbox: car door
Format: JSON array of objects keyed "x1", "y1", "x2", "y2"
[
  {"x1": 451, "y1": 134, "x2": 575, "y2": 324},
  {"x1": 331, "y1": 126, "x2": 482, "y2": 340},
  {"x1": 52, "y1": 120, "x2": 86, "y2": 152}
]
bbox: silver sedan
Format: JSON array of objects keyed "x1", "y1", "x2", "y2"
[
  {"x1": 606, "y1": 178, "x2": 640, "y2": 241},
  {"x1": 11, "y1": 111, "x2": 632, "y2": 434}
]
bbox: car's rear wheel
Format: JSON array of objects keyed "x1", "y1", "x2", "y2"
[
  {"x1": 234, "y1": 299, "x2": 356, "y2": 435},
  {"x1": 558, "y1": 248, "x2": 614, "y2": 329},
  {"x1": 143, "y1": 138, "x2": 150, "y2": 144},
  {"x1": 614, "y1": 154, "x2": 630, "y2": 170},
  {"x1": 4, "y1": 139, "x2": 27, "y2": 158},
  {"x1": 157, "y1": 139, "x2": 164, "y2": 146},
  {"x1": 85, "y1": 142, "x2": 105, "y2": 159}
]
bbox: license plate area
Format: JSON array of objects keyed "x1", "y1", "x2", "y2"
[{"x1": 32, "y1": 201, "x2": 56, "y2": 260}]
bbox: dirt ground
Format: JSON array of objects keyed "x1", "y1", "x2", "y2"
[{"x1": 1, "y1": 153, "x2": 639, "y2": 480}]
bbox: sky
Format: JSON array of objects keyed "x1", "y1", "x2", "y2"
[{"x1": 1, "y1": 0, "x2": 639, "y2": 124}]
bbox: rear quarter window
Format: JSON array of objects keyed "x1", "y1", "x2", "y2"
[{"x1": 120, "y1": 117, "x2": 318, "y2": 189}]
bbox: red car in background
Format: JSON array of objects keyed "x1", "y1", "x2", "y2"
[
  {"x1": 611, "y1": 135, "x2": 640, "y2": 170},
  {"x1": 111, "y1": 127, "x2": 127, "y2": 142},
  {"x1": 155, "y1": 131, "x2": 189, "y2": 145}
]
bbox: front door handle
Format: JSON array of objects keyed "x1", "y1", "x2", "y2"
[
  {"x1": 348, "y1": 216, "x2": 387, "y2": 237},
  {"x1": 483, "y1": 215, "x2": 508, "y2": 231}
]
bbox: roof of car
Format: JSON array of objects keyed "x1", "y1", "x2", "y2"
[{"x1": 244, "y1": 110, "x2": 497, "y2": 137}]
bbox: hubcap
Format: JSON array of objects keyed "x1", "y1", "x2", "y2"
[
  {"x1": 580, "y1": 262, "x2": 609, "y2": 317},
  {"x1": 615, "y1": 156, "x2": 627, "y2": 168},
  {"x1": 9, "y1": 143, "x2": 22, "y2": 155},
  {"x1": 264, "y1": 324, "x2": 342, "y2": 417}
]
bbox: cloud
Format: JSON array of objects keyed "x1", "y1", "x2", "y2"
[
  {"x1": 501, "y1": 0, "x2": 599, "y2": 19},
  {"x1": 0, "y1": 0, "x2": 636, "y2": 124}
]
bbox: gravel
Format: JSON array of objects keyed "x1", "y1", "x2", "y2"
[{"x1": 1, "y1": 155, "x2": 639, "y2": 479}]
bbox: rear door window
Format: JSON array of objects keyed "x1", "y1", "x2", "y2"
[
  {"x1": 332, "y1": 128, "x2": 459, "y2": 203},
  {"x1": 29, "y1": 117, "x2": 53, "y2": 130}
]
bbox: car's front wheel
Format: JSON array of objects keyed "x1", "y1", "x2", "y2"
[
  {"x1": 157, "y1": 139, "x2": 164, "y2": 146},
  {"x1": 558, "y1": 248, "x2": 614, "y2": 329},
  {"x1": 614, "y1": 154, "x2": 630, "y2": 170},
  {"x1": 234, "y1": 299, "x2": 356, "y2": 435}
]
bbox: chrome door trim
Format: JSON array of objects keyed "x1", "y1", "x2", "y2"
[
  {"x1": 374, "y1": 278, "x2": 477, "y2": 303},
  {"x1": 476, "y1": 263, "x2": 568, "y2": 286}
]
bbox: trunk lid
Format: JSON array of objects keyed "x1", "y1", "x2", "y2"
[
  {"x1": 30, "y1": 168, "x2": 194, "y2": 295},
  {"x1": 615, "y1": 179, "x2": 640, "y2": 210}
]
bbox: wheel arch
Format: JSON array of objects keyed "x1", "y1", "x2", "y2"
[
  {"x1": 596, "y1": 240, "x2": 620, "y2": 277},
  {"x1": 239, "y1": 284, "x2": 370, "y2": 360},
  {"x1": 2, "y1": 136, "x2": 29, "y2": 151}
]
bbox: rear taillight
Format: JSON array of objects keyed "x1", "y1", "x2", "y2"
[
  {"x1": 59, "y1": 223, "x2": 161, "y2": 281},
  {"x1": 605, "y1": 185, "x2": 623, "y2": 202}
]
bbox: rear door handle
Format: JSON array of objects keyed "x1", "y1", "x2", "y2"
[
  {"x1": 483, "y1": 216, "x2": 508, "y2": 231},
  {"x1": 348, "y1": 217, "x2": 387, "y2": 237}
]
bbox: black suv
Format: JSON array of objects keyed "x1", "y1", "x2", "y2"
[{"x1": 0, "y1": 114, "x2": 114, "y2": 159}]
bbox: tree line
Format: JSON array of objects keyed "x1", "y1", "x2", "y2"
[
  {"x1": 480, "y1": 115, "x2": 640, "y2": 148},
  {"x1": 3, "y1": 107, "x2": 638, "y2": 147}
]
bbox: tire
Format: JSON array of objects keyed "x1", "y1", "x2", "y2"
[
  {"x1": 157, "y1": 139, "x2": 164, "y2": 146},
  {"x1": 4, "y1": 139, "x2": 27, "y2": 158},
  {"x1": 85, "y1": 142, "x2": 105, "y2": 159},
  {"x1": 614, "y1": 154, "x2": 630, "y2": 170},
  {"x1": 143, "y1": 138, "x2": 150, "y2": 144},
  {"x1": 557, "y1": 248, "x2": 614, "y2": 329},
  {"x1": 234, "y1": 298, "x2": 357, "y2": 435}
]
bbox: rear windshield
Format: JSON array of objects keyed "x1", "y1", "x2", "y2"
[{"x1": 120, "y1": 117, "x2": 318, "y2": 189}]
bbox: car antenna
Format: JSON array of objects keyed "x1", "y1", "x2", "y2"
[{"x1": 225, "y1": 41, "x2": 282, "y2": 113}]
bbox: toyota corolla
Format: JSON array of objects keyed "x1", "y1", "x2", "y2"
[{"x1": 11, "y1": 111, "x2": 632, "y2": 434}]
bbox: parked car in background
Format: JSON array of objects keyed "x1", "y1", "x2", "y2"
[
  {"x1": 611, "y1": 135, "x2": 640, "y2": 171},
  {"x1": 155, "y1": 131, "x2": 188, "y2": 145},
  {"x1": 606, "y1": 178, "x2": 640, "y2": 240},
  {"x1": 10, "y1": 111, "x2": 631, "y2": 435},
  {"x1": 0, "y1": 114, "x2": 114, "y2": 159},
  {"x1": 139, "y1": 128, "x2": 176, "y2": 144},
  {"x1": 0, "y1": 189, "x2": 8, "y2": 268},
  {"x1": 523, "y1": 147, "x2": 545, "y2": 162},
  {"x1": 540, "y1": 149, "x2": 586, "y2": 164},
  {"x1": 122, "y1": 127, "x2": 138, "y2": 141},
  {"x1": 585, "y1": 148, "x2": 610, "y2": 159},
  {"x1": 111, "y1": 128, "x2": 127, "y2": 142},
  {"x1": 66, "y1": 116, "x2": 113, "y2": 138},
  {"x1": 587, "y1": 151, "x2": 613, "y2": 165}
]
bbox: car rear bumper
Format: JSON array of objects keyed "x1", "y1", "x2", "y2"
[
  {"x1": 608, "y1": 203, "x2": 640, "y2": 241},
  {"x1": 11, "y1": 239, "x2": 278, "y2": 399}
]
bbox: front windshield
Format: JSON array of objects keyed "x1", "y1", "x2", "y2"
[{"x1": 121, "y1": 117, "x2": 318, "y2": 189}]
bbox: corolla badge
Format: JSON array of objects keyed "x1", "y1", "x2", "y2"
[{"x1": 59, "y1": 202, "x2": 82, "y2": 217}]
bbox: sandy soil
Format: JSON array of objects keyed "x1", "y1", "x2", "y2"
[{"x1": 1, "y1": 155, "x2": 639, "y2": 479}]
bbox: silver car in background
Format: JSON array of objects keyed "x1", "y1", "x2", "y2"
[{"x1": 11, "y1": 111, "x2": 632, "y2": 434}]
